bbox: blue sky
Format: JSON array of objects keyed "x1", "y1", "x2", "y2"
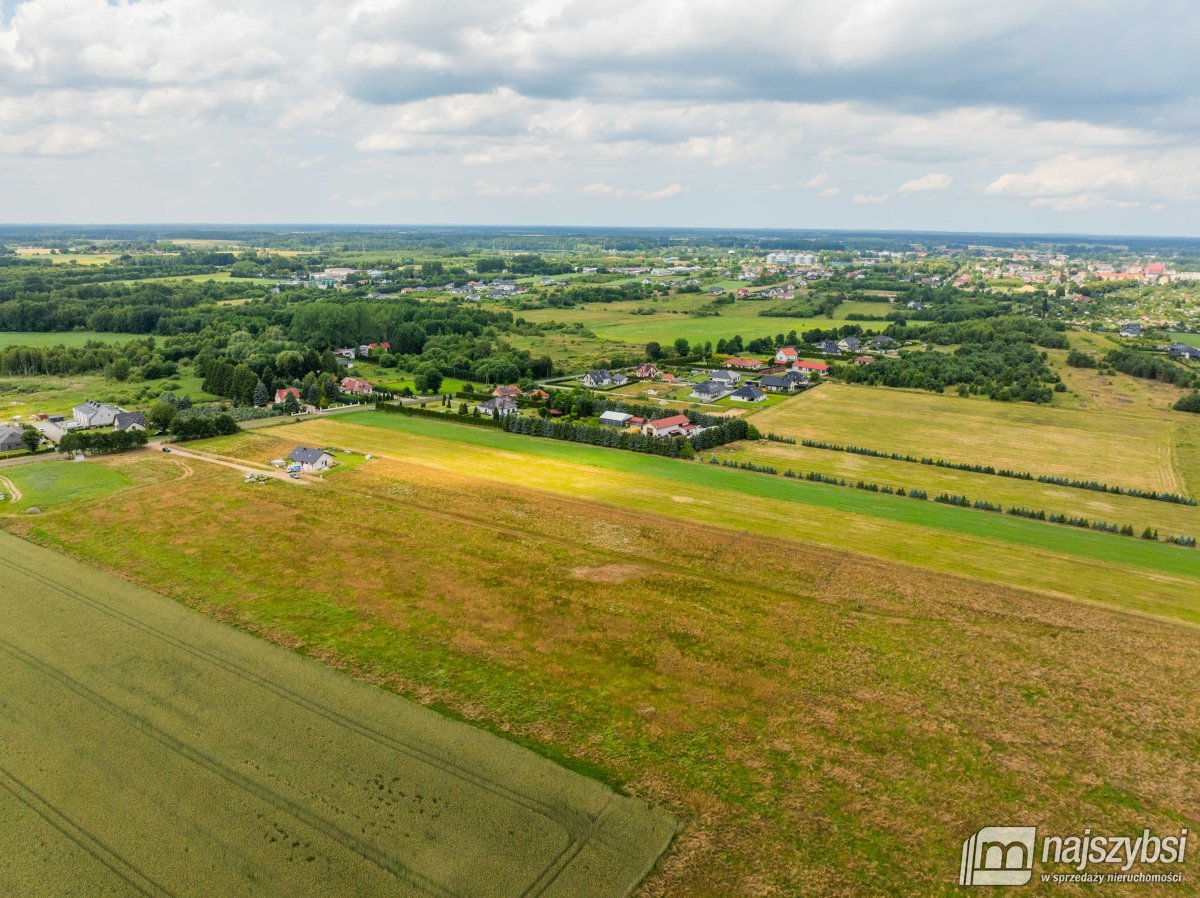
[{"x1": 0, "y1": 0, "x2": 1197, "y2": 234}]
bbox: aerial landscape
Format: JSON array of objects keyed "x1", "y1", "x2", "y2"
[{"x1": 1, "y1": 2, "x2": 1198, "y2": 896}]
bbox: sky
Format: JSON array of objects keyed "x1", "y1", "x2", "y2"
[{"x1": 0, "y1": 0, "x2": 1198, "y2": 234}]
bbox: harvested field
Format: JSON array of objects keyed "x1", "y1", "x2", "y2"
[{"x1": 0, "y1": 531, "x2": 675, "y2": 898}]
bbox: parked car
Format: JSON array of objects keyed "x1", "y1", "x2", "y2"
[{"x1": 161, "y1": 446, "x2": 172, "y2": 453}]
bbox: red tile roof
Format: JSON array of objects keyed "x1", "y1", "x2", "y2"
[{"x1": 645, "y1": 414, "x2": 690, "y2": 430}]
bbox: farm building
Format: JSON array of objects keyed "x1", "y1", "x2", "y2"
[
  {"x1": 0, "y1": 425, "x2": 25, "y2": 452},
  {"x1": 288, "y1": 446, "x2": 334, "y2": 472},
  {"x1": 599, "y1": 411, "x2": 634, "y2": 427},
  {"x1": 72, "y1": 400, "x2": 123, "y2": 428}
]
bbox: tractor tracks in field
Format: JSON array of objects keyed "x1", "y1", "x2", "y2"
[{"x1": 0, "y1": 547, "x2": 615, "y2": 898}]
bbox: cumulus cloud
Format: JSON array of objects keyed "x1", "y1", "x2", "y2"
[
  {"x1": 898, "y1": 173, "x2": 951, "y2": 192},
  {"x1": 0, "y1": 0, "x2": 1196, "y2": 230}
]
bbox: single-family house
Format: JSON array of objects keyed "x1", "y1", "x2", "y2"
[
  {"x1": 112, "y1": 411, "x2": 146, "y2": 432},
  {"x1": 760, "y1": 375, "x2": 798, "y2": 393},
  {"x1": 340, "y1": 377, "x2": 374, "y2": 395},
  {"x1": 869, "y1": 335, "x2": 898, "y2": 350},
  {"x1": 635, "y1": 363, "x2": 660, "y2": 379},
  {"x1": 730, "y1": 385, "x2": 766, "y2": 403},
  {"x1": 478, "y1": 397, "x2": 518, "y2": 418},
  {"x1": 1166, "y1": 343, "x2": 1200, "y2": 360},
  {"x1": 816, "y1": 340, "x2": 842, "y2": 355},
  {"x1": 775, "y1": 346, "x2": 800, "y2": 363},
  {"x1": 0, "y1": 425, "x2": 25, "y2": 452},
  {"x1": 793, "y1": 360, "x2": 830, "y2": 375},
  {"x1": 725, "y1": 357, "x2": 764, "y2": 370},
  {"x1": 368, "y1": 341, "x2": 391, "y2": 354},
  {"x1": 783, "y1": 369, "x2": 811, "y2": 387},
  {"x1": 333, "y1": 347, "x2": 357, "y2": 360},
  {"x1": 581, "y1": 369, "x2": 628, "y2": 388},
  {"x1": 642, "y1": 415, "x2": 694, "y2": 438},
  {"x1": 275, "y1": 387, "x2": 301, "y2": 404},
  {"x1": 709, "y1": 370, "x2": 740, "y2": 386},
  {"x1": 661, "y1": 373, "x2": 677, "y2": 384},
  {"x1": 493, "y1": 385, "x2": 522, "y2": 398},
  {"x1": 838, "y1": 336, "x2": 862, "y2": 353},
  {"x1": 72, "y1": 400, "x2": 123, "y2": 428},
  {"x1": 907, "y1": 300, "x2": 926, "y2": 310},
  {"x1": 1118, "y1": 323, "x2": 1144, "y2": 338},
  {"x1": 690, "y1": 381, "x2": 726, "y2": 400},
  {"x1": 599, "y1": 411, "x2": 634, "y2": 427},
  {"x1": 288, "y1": 446, "x2": 335, "y2": 472},
  {"x1": 526, "y1": 388, "x2": 550, "y2": 400}
]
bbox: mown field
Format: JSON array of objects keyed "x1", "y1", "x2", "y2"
[
  {"x1": 0, "y1": 330, "x2": 138, "y2": 349},
  {"x1": 0, "y1": 530, "x2": 674, "y2": 897},
  {"x1": 0, "y1": 366, "x2": 216, "y2": 418},
  {"x1": 5, "y1": 426, "x2": 1200, "y2": 896},
  {"x1": 749, "y1": 382, "x2": 1198, "y2": 495},
  {"x1": 514, "y1": 297, "x2": 894, "y2": 346}
]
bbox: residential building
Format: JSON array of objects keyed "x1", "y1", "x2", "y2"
[
  {"x1": 339, "y1": 377, "x2": 374, "y2": 395},
  {"x1": 709, "y1": 370, "x2": 740, "y2": 386},
  {"x1": 493, "y1": 385, "x2": 522, "y2": 398},
  {"x1": 581, "y1": 370, "x2": 628, "y2": 388},
  {"x1": 730, "y1": 385, "x2": 766, "y2": 403},
  {"x1": 288, "y1": 446, "x2": 334, "y2": 472},
  {"x1": 793, "y1": 360, "x2": 830, "y2": 375},
  {"x1": 760, "y1": 375, "x2": 798, "y2": 393},
  {"x1": 642, "y1": 415, "x2": 694, "y2": 438},
  {"x1": 112, "y1": 411, "x2": 146, "y2": 432},
  {"x1": 275, "y1": 387, "x2": 301, "y2": 404},
  {"x1": 725, "y1": 357, "x2": 764, "y2": 370},
  {"x1": 690, "y1": 381, "x2": 726, "y2": 400},
  {"x1": 477, "y1": 397, "x2": 518, "y2": 418},
  {"x1": 634, "y1": 363, "x2": 660, "y2": 379},
  {"x1": 775, "y1": 346, "x2": 800, "y2": 363}
]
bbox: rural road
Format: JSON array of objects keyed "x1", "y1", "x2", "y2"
[{"x1": 145, "y1": 442, "x2": 308, "y2": 485}]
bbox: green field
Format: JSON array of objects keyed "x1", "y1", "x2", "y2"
[
  {"x1": 0, "y1": 531, "x2": 674, "y2": 897},
  {"x1": 0, "y1": 330, "x2": 139, "y2": 349},
  {"x1": 751, "y1": 382, "x2": 1197, "y2": 494},
  {"x1": 9, "y1": 427, "x2": 1200, "y2": 895},
  {"x1": 1, "y1": 459, "x2": 132, "y2": 512},
  {"x1": 515, "y1": 297, "x2": 894, "y2": 347},
  {"x1": 1169, "y1": 331, "x2": 1200, "y2": 348},
  {"x1": 201, "y1": 413, "x2": 1200, "y2": 622}
]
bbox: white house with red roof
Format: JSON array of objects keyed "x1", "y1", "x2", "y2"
[
  {"x1": 641, "y1": 414, "x2": 695, "y2": 438},
  {"x1": 775, "y1": 346, "x2": 799, "y2": 363},
  {"x1": 275, "y1": 386, "x2": 301, "y2": 404},
  {"x1": 339, "y1": 377, "x2": 374, "y2": 394}
]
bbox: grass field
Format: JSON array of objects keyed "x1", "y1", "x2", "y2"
[
  {"x1": 196, "y1": 413, "x2": 1200, "y2": 620},
  {"x1": 0, "y1": 459, "x2": 133, "y2": 512},
  {"x1": 0, "y1": 531, "x2": 674, "y2": 897},
  {"x1": 0, "y1": 330, "x2": 138, "y2": 349},
  {"x1": 515, "y1": 297, "x2": 893, "y2": 347},
  {"x1": 750, "y1": 382, "x2": 1198, "y2": 495},
  {"x1": 1169, "y1": 331, "x2": 1200, "y2": 348},
  {"x1": 6, "y1": 433, "x2": 1200, "y2": 895},
  {"x1": 0, "y1": 367, "x2": 216, "y2": 418}
]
